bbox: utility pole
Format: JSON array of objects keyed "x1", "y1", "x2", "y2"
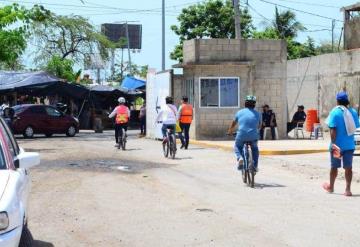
[
  {"x1": 125, "y1": 21, "x2": 132, "y2": 74},
  {"x1": 162, "y1": 0, "x2": 165, "y2": 71},
  {"x1": 233, "y1": 0, "x2": 241, "y2": 39},
  {"x1": 331, "y1": 19, "x2": 335, "y2": 52}
]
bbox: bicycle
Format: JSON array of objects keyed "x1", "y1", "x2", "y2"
[
  {"x1": 163, "y1": 127, "x2": 176, "y2": 159},
  {"x1": 228, "y1": 133, "x2": 256, "y2": 188},
  {"x1": 117, "y1": 127, "x2": 127, "y2": 151},
  {"x1": 241, "y1": 141, "x2": 256, "y2": 188}
]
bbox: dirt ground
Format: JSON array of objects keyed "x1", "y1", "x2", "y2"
[{"x1": 19, "y1": 131, "x2": 360, "y2": 247}]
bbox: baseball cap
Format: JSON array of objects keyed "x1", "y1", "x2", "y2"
[{"x1": 336, "y1": 92, "x2": 349, "y2": 101}]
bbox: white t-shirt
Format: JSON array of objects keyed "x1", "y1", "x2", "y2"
[{"x1": 156, "y1": 104, "x2": 178, "y2": 125}]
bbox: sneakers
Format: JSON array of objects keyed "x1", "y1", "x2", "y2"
[{"x1": 180, "y1": 144, "x2": 185, "y2": 149}]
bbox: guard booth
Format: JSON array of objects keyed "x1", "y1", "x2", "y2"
[{"x1": 146, "y1": 69, "x2": 173, "y2": 139}]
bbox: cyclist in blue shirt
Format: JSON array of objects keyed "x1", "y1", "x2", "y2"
[
  {"x1": 323, "y1": 92, "x2": 360, "y2": 196},
  {"x1": 227, "y1": 95, "x2": 261, "y2": 172}
]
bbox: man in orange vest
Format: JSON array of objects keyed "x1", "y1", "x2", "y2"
[
  {"x1": 178, "y1": 96, "x2": 193, "y2": 149},
  {"x1": 109, "y1": 97, "x2": 131, "y2": 146}
]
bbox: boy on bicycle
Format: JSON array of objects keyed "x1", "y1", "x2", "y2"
[
  {"x1": 227, "y1": 95, "x2": 261, "y2": 171},
  {"x1": 109, "y1": 97, "x2": 131, "y2": 146},
  {"x1": 155, "y1": 96, "x2": 178, "y2": 143}
]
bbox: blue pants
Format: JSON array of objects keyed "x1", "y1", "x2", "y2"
[
  {"x1": 161, "y1": 124, "x2": 175, "y2": 138},
  {"x1": 234, "y1": 139, "x2": 259, "y2": 168}
]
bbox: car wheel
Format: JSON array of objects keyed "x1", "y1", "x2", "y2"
[
  {"x1": 45, "y1": 133, "x2": 53, "y2": 138},
  {"x1": 23, "y1": 126, "x2": 34, "y2": 138},
  {"x1": 66, "y1": 125, "x2": 76, "y2": 137},
  {"x1": 19, "y1": 224, "x2": 33, "y2": 247}
]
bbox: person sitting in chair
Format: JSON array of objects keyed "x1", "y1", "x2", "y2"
[
  {"x1": 260, "y1": 104, "x2": 277, "y2": 140},
  {"x1": 287, "y1": 105, "x2": 307, "y2": 133}
]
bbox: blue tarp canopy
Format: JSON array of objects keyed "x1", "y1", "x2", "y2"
[{"x1": 121, "y1": 76, "x2": 145, "y2": 90}]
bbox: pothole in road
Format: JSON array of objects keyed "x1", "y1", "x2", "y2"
[{"x1": 37, "y1": 159, "x2": 173, "y2": 174}]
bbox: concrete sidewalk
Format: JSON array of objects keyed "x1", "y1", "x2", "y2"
[{"x1": 190, "y1": 138, "x2": 332, "y2": 155}]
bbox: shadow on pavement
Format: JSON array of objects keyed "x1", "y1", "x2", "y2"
[
  {"x1": 256, "y1": 183, "x2": 286, "y2": 189},
  {"x1": 33, "y1": 240, "x2": 54, "y2": 247}
]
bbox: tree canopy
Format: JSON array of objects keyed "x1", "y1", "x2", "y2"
[
  {"x1": 0, "y1": 4, "x2": 50, "y2": 69},
  {"x1": 32, "y1": 13, "x2": 114, "y2": 65},
  {"x1": 171, "y1": 1, "x2": 338, "y2": 61},
  {"x1": 170, "y1": 0, "x2": 254, "y2": 62}
]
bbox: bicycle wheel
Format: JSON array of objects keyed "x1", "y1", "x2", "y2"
[
  {"x1": 242, "y1": 169, "x2": 248, "y2": 184},
  {"x1": 170, "y1": 134, "x2": 176, "y2": 159},
  {"x1": 122, "y1": 131, "x2": 126, "y2": 150},
  {"x1": 163, "y1": 137, "x2": 169, "y2": 158},
  {"x1": 248, "y1": 148, "x2": 255, "y2": 188},
  {"x1": 117, "y1": 136, "x2": 121, "y2": 149}
]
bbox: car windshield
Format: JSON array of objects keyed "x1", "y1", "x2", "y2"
[{"x1": 13, "y1": 105, "x2": 27, "y2": 114}]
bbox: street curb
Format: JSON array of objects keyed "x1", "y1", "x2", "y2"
[{"x1": 188, "y1": 140, "x2": 330, "y2": 156}]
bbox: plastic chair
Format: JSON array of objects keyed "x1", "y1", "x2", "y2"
[
  {"x1": 263, "y1": 127, "x2": 279, "y2": 140},
  {"x1": 310, "y1": 123, "x2": 324, "y2": 140},
  {"x1": 294, "y1": 122, "x2": 305, "y2": 139}
]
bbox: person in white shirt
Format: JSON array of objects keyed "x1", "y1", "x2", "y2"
[{"x1": 156, "y1": 96, "x2": 178, "y2": 142}]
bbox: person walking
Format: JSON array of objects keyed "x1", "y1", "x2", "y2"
[
  {"x1": 323, "y1": 92, "x2": 360, "y2": 196},
  {"x1": 139, "y1": 102, "x2": 146, "y2": 136},
  {"x1": 178, "y1": 96, "x2": 193, "y2": 149}
]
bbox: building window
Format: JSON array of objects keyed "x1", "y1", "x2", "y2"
[{"x1": 200, "y1": 77, "x2": 239, "y2": 108}]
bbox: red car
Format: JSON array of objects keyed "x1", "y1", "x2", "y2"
[{"x1": 11, "y1": 104, "x2": 79, "y2": 138}]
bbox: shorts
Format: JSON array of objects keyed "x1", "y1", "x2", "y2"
[{"x1": 330, "y1": 149, "x2": 354, "y2": 169}]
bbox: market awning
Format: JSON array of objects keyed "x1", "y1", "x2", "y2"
[
  {"x1": 0, "y1": 71, "x2": 62, "y2": 91},
  {"x1": 121, "y1": 76, "x2": 145, "y2": 90}
]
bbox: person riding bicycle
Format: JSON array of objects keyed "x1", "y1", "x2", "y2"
[
  {"x1": 109, "y1": 97, "x2": 131, "y2": 146},
  {"x1": 155, "y1": 96, "x2": 178, "y2": 143},
  {"x1": 227, "y1": 95, "x2": 261, "y2": 172}
]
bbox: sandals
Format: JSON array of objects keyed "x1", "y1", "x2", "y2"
[
  {"x1": 322, "y1": 183, "x2": 334, "y2": 193},
  {"x1": 344, "y1": 191, "x2": 353, "y2": 197},
  {"x1": 323, "y1": 183, "x2": 353, "y2": 196}
]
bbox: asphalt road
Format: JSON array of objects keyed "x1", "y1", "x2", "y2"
[{"x1": 18, "y1": 131, "x2": 360, "y2": 247}]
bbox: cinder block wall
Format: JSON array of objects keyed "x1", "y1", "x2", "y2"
[
  {"x1": 181, "y1": 39, "x2": 287, "y2": 140},
  {"x1": 287, "y1": 49, "x2": 360, "y2": 123}
]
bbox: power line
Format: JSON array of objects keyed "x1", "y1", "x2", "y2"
[
  {"x1": 246, "y1": 2, "x2": 272, "y2": 24},
  {"x1": 256, "y1": 0, "x2": 343, "y2": 22},
  {"x1": 243, "y1": 1, "x2": 342, "y2": 31},
  {"x1": 0, "y1": 0, "x2": 181, "y2": 14},
  {"x1": 272, "y1": 0, "x2": 340, "y2": 9},
  {"x1": 303, "y1": 28, "x2": 332, "y2": 33}
]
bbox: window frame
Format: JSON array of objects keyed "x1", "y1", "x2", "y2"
[{"x1": 199, "y1": 77, "x2": 240, "y2": 109}]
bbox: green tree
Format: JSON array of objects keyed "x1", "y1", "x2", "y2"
[
  {"x1": 272, "y1": 7, "x2": 305, "y2": 39},
  {"x1": 252, "y1": 27, "x2": 280, "y2": 39},
  {"x1": 110, "y1": 63, "x2": 148, "y2": 84},
  {"x1": 170, "y1": 0, "x2": 254, "y2": 62},
  {"x1": 32, "y1": 14, "x2": 114, "y2": 64},
  {"x1": 0, "y1": 4, "x2": 50, "y2": 69},
  {"x1": 45, "y1": 55, "x2": 79, "y2": 82}
]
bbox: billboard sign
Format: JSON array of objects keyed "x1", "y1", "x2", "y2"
[{"x1": 101, "y1": 23, "x2": 142, "y2": 49}]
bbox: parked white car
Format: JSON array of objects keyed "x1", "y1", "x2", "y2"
[{"x1": 0, "y1": 117, "x2": 40, "y2": 247}]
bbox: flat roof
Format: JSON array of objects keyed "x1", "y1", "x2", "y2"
[
  {"x1": 173, "y1": 61, "x2": 254, "y2": 69},
  {"x1": 341, "y1": 2, "x2": 360, "y2": 12}
]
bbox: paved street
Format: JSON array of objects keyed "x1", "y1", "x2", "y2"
[{"x1": 19, "y1": 131, "x2": 360, "y2": 247}]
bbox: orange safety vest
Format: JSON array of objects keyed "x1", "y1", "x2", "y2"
[
  {"x1": 180, "y1": 103, "x2": 193, "y2": 124},
  {"x1": 115, "y1": 105, "x2": 129, "y2": 124}
]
